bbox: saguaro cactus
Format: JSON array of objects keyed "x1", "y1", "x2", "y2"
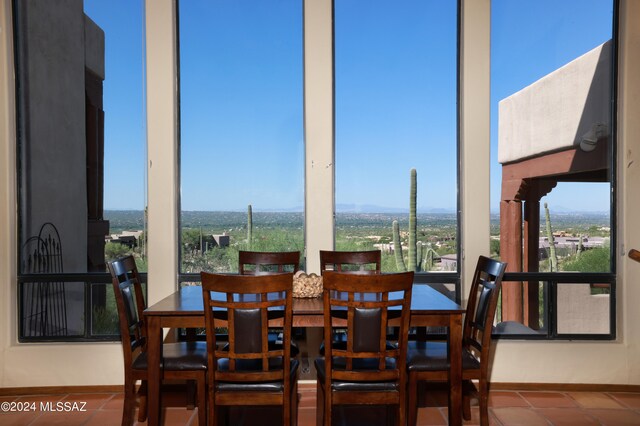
[
  {"x1": 422, "y1": 246, "x2": 438, "y2": 271},
  {"x1": 247, "y1": 204, "x2": 253, "y2": 250},
  {"x1": 544, "y1": 202, "x2": 558, "y2": 271},
  {"x1": 392, "y1": 220, "x2": 406, "y2": 272},
  {"x1": 408, "y1": 168, "x2": 418, "y2": 272},
  {"x1": 391, "y1": 169, "x2": 421, "y2": 272},
  {"x1": 577, "y1": 233, "x2": 584, "y2": 257}
]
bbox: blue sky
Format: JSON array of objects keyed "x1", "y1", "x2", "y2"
[{"x1": 85, "y1": 0, "x2": 614, "y2": 214}]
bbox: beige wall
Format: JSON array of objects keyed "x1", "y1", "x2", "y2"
[{"x1": 0, "y1": 0, "x2": 639, "y2": 387}]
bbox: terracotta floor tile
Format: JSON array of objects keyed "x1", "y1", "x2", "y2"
[
  {"x1": 519, "y1": 391, "x2": 579, "y2": 408},
  {"x1": 61, "y1": 393, "x2": 115, "y2": 410},
  {"x1": 491, "y1": 407, "x2": 549, "y2": 426},
  {"x1": 101, "y1": 393, "x2": 125, "y2": 410},
  {"x1": 0, "y1": 411, "x2": 41, "y2": 426},
  {"x1": 568, "y1": 392, "x2": 626, "y2": 409},
  {"x1": 459, "y1": 406, "x2": 501, "y2": 426},
  {"x1": 84, "y1": 408, "x2": 125, "y2": 426},
  {"x1": 488, "y1": 391, "x2": 530, "y2": 407},
  {"x1": 298, "y1": 407, "x2": 316, "y2": 426},
  {"x1": 30, "y1": 409, "x2": 95, "y2": 425},
  {"x1": 14, "y1": 394, "x2": 64, "y2": 405},
  {"x1": 587, "y1": 408, "x2": 640, "y2": 425},
  {"x1": 609, "y1": 392, "x2": 640, "y2": 409},
  {"x1": 537, "y1": 408, "x2": 600, "y2": 425},
  {"x1": 416, "y1": 407, "x2": 447, "y2": 426},
  {"x1": 157, "y1": 407, "x2": 197, "y2": 426},
  {"x1": 299, "y1": 391, "x2": 317, "y2": 408}
]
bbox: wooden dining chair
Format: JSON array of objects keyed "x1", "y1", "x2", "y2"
[
  {"x1": 108, "y1": 255, "x2": 207, "y2": 426},
  {"x1": 318, "y1": 250, "x2": 383, "y2": 354},
  {"x1": 406, "y1": 255, "x2": 507, "y2": 426},
  {"x1": 239, "y1": 250, "x2": 301, "y2": 275},
  {"x1": 319, "y1": 250, "x2": 381, "y2": 274},
  {"x1": 200, "y1": 272, "x2": 299, "y2": 426},
  {"x1": 315, "y1": 271, "x2": 414, "y2": 426},
  {"x1": 238, "y1": 250, "x2": 301, "y2": 357}
]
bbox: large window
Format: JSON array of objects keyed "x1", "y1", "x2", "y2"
[
  {"x1": 15, "y1": 0, "x2": 146, "y2": 341},
  {"x1": 178, "y1": 0, "x2": 304, "y2": 276},
  {"x1": 334, "y1": 0, "x2": 459, "y2": 285},
  {"x1": 490, "y1": 0, "x2": 616, "y2": 338}
]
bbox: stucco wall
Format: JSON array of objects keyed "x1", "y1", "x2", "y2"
[
  {"x1": 16, "y1": 0, "x2": 88, "y2": 275},
  {"x1": 498, "y1": 41, "x2": 612, "y2": 164}
]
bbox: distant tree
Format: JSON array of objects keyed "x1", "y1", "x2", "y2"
[
  {"x1": 105, "y1": 242, "x2": 131, "y2": 262},
  {"x1": 561, "y1": 247, "x2": 609, "y2": 272},
  {"x1": 490, "y1": 239, "x2": 501, "y2": 257}
]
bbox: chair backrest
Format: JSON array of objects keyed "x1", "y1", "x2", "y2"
[
  {"x1": 238, "y1": 251, "x2": 300, "y2": 275},
  {"x1": 200, "y1": 272, "x2": 294, "y2": 384},
  {"x1": 321, "y1": 271, "x2": 414, "y2": 383},
  {"x1": 108, "y1": 255, "x2": 147, "y2": 367},
  {"x1": 463, "y1": 256, "x2": 507, "y2": 367},
  {"x1": 319, "y1": 250, "x2": 381, "y2": 274}
]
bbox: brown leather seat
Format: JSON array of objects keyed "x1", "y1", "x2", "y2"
[
  {"x1": 201, "y1": 272, "x2": 299, "y2": 426},
  {"x1": 315, "y1": 271, "x2": 413, "y2": 426},
  {"x1": 108, "y1": 255, "x2": 207, "y2": 426},
  {"x1": 406, "y1": 255, "x2": 507, "y2": 426}
]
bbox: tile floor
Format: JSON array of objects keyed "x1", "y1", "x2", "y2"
[{"x1": 1, "y1": 383, "x2": 640, "y2": 425}]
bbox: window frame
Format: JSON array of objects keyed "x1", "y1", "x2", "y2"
[{"x1": 491, "y1": 0, "x2": 620, "y2": 341}]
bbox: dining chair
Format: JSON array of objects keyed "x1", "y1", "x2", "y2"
[
  {"x1": 239, "y1": 250, "x2": 301, "y2": 275},
  {"x1": 200, "y1": 272, "x2": 299, "y2": 426},
  {"x1": 108, "y1": 255, "x2": 207, "y2": 426},
  {"x1": 318, "y1": 250, "x2": 382, "y2": 354},
  {"x1": 319, "y1": 250, "x2": 381, "y2": 274},
  {"x1": 238, "y1": 250, "x2": 301, "y2": 357},
  {"x1": 315, "y1": 271, "x2": 414, "y2": 426},
  {"x1": 406, "y1": 255, "x2": 507, "y2": 426}
]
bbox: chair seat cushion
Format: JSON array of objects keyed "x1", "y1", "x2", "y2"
[
  {"x1": 406, "y1": 341, "x2": 480, "y2": 372},
  {"x1": 314, "y1": 357, "x2": 399, "y2": 392},
  {"x1": 133, "y1": 341, "x2": 207, "y2": 371},
  {"x1": 215, "y1": 359, "x2": 299, "y2": 392}
]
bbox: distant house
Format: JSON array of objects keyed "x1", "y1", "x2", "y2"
[
  {"x1": 107, "y1": 230, "x2": 143, "y2": 248},
  {"x1": 212, "y1": 233, "x2": 230, "y2": 248},
  {"x1": 538, "y1": 236, "x2": 606, "y2": 258}
]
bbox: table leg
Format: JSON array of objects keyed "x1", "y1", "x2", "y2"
[
  {"x1": 448, "y1": 313, "x2": 463, "y2": 426},
  {"x1": 147, "y1": 316, "x2": 162, "y2": 426}
]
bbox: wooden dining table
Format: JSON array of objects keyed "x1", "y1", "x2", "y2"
[{"x1": 143, "y1": 283, "x2": 465, "y2": 426}]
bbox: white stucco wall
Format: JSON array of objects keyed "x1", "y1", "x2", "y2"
[{"x1": 498, "y1": 41, "x2": 612, "y2": 164}]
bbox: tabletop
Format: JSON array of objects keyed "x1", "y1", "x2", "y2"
[{"x1": 144, "y1": 282, "x2": 464, "y2": 317}]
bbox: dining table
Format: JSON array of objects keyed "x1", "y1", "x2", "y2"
[{"x1": 143, "y1": 283, "x2": 465, "y2": 426}]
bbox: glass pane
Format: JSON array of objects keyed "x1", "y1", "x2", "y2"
[
  {"x1": 90, "y1": 283, "x2": 119, "y2": 336},
  {"x1": 20, "y1": 281, "x2": 85, "y2": 338},
  {"x1": 491, "y1": 0, "x2": 614, "y2": 272},
  {"x1": 334, "y1": 0, "x2": 458, "y2": 273},
  {"x1": 178, "y1": 0, "x2": 304, "y2": 274},
  {"x1": 15, "y1": 0, "x2": 146, "y2": 339},
  {"x1": 85, "y1": 0, "x2": 148, "y2": 273},
  {"x1": 494, "y1": 281, "x2": 548, "y2": 336},
  {"x1": 490, "y1": 0, "x2": 614, "y2": 328},
  {"x1": 556, "y1": 283, "x2": 611, "y2": 334}
]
